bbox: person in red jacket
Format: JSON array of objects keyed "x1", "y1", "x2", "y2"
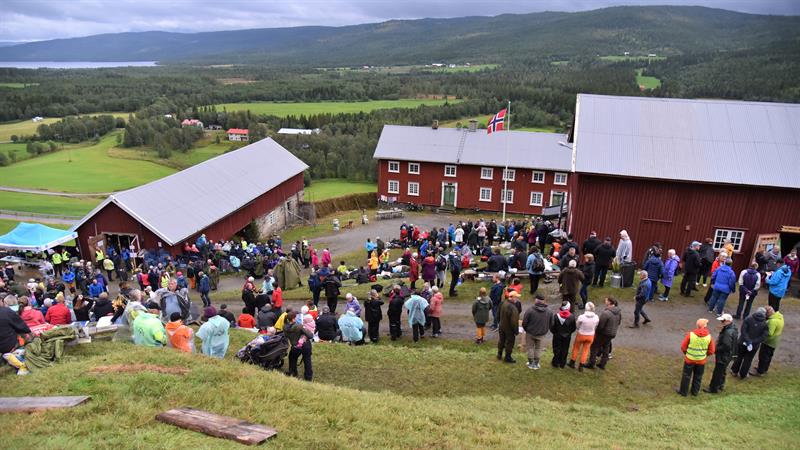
[
  {"x1": 44, "y1": 293, "x2": 72, "y2": 325},
  {"x1": 271, "y1": 282, "x2": 283, "y2": 314},
  {"x1": 428, "y1": 286, "x2": 444, "y2": 337},
  {"x1": 678, "y1": 318, "x2": 716, "y2": 396},
  {"x1": 409, "y1": 253, "x2": 419, "y2": 290}
]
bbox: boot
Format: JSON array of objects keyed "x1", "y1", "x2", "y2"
[
  {"x1": 497, "y1": 351, "x2": 503, "y2": 361},
  {"x1": 504, "y1": 355, "x2": 516, "y2": 364},
  {"x1": 567, "y1": 359, "x2": 576, "y2": 369}
]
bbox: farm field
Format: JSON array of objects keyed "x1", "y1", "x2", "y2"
[
  {"x1": 0, "y1": 191, "x2": 100, "y2": 216},
  {"x1": 600, "y1": 54, "x2": 667, "y2": 62},
  {"x1": 214, "y1": 99, "x2": 461, "y2": 116},
  {"x1": 0, "y1": 142, "x2": 28, "y2": 163},
  {"x1": 108, "y1": 134, "x2": 235, "y2": 170},
  {"x1": 0, "y1": 218, "x2": 70, "y2": 235},
  {"x1": 304, "y1": 178, "x2": 376, "y2": 202},
  {"x1": 439, "y1": 115, "x2": 560, "y2": 133},
  {"x1": 0, "y1": 82, "x2": 38, "y2": 89},
  {"x1": 0, "y1": 131, "x2": 175, "y2": 193},
  {"x1": 0, "y1": 112, "x2": 130, "y2": 142},
  {"x1": 636, "y1": 68, "x2": 662, "y2": 89}
]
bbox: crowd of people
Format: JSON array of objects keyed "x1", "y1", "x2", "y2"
[{"x1": 0, "y1": 216, "x2": 796, "y2": 395}]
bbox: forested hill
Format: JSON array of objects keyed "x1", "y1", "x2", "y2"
[{"x1": 1, "y1": 6, "x2": 798, "y2": 65}]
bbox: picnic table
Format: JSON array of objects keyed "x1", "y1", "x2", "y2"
[{"x1": 376, "y1": 208, "x2": 404, "y2": 220}]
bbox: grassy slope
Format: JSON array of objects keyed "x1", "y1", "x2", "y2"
[
  {"x1": 636, "y1": 68, "x2": 662, "y2": 89},
  {"x1": 0, "y1": 113, "x2": 130, "y2": 142},
  {"x1": 0, "y1": 218, "x2": 70, "y2": 235},
  {"x1": 0, "y1": 142, "x2": 28, "y2": 162},
  {"x1": 108, "y1": 137, "x2": 233, "y2": 170},
  {"x1": 0, "y1": 191, "x2": 100, "y2": 216},
  {"x1": 438, "y1": 116, "x2": 559, "y2": 133},
  {"x1": 0, "y1": 131, "x2": 175, "y2": 193},
  {"x1": 304, "y1": 178, "x2": 376, "y2": 202},
  {"x1": 0, "y1": 336, "x2": 797, "y2": 449},
  {"x1": 215, "y1": 99, "x2": 459, "y2": 116}
]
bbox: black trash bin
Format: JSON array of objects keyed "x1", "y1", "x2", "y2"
[{"x1": 621, "y1": 261, "x2": 637, "y2": 288}]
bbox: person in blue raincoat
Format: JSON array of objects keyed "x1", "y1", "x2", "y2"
[
  {"x1": 197, "y1": 306, "x2": 230, "y2": 358},
  {"x1": 404, "y1": 294, "x2": 429, "y2": 343}
]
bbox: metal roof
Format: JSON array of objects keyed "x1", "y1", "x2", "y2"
[
  {"x1": 73, "y1": 138, "x2": 308, "y2": 245},
  {"x1": 373, "y1": 125, "x2": 572, "y2": 172},
  {"x1": 574, "y1": 94, "x2": 800, "y2": 189}
]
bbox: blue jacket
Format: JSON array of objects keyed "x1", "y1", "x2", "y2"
[
  {"x1": 711, "y1": 264, "x2": 737, "y2": 294},
  {"x1": 767, "y1": 265, "x2": 792, "y2": 297},
  {"x1": 88, "y1": 283, "x2": 104, "y2": 298},
  {"x1": 199, "y1": 275, "x2": 210, "y2": 293},
  {"x1": 662, "y1": 256, "x2": 679, "y2": 287},
  {"x1": 526, "y1": 253, "x2": 543, "y2": 275},
  {"x1": 338, "y1": 311, "x2": 364, "y2": 342},
  {"x1": 642, "y1": 256, "x2": 664, "y2": 281}
]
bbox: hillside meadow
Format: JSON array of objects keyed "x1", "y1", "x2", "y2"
[{"x1": 214, "y1": 99, "x2": 461, "y2": 116}]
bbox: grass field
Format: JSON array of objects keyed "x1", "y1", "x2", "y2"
[
  {"x1": 0, "y1": 142, "x2": 28, "y2": 163},
  {"x1": 0, "y1": 131, "x2": 175, "y2": 193},
  {"x1": 304, "y1": 178, "x2": 376, "y2": 202},
  {"x1": 0, "y1": 118, "x2": 61, "y2": 141},
  {"x1": 0, "y1": 332, "x2": 797, "y2": 448},
  {"x1": 214, "y1": 99, "x2": 461, "y2": 116},
  {"x1": 108, "y1": 134, "x2": 235, "y2": 170},
  {"x1": 0, "y1": 191, "x2": 100, "y2": 216},
  {"x1": 0, "y1": 218, "x2": 70, "y2": 235},
  {"x1": 600, "y1": 55, "x2": 667, "y2": 62},
  {"x1": 636, "y1": 68, "x2": 662, "y2": 89},
  {"x1": 0, "y1": 82, "x2": 38, "y2": 89},
  {"x1": 439, "y1": 116, "x2": 559, "y2": 133}
]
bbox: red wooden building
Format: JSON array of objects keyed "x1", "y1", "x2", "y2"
[
  {"x1": 568, "y1": 94, "x2": 800, "y2": 271},
  {"x1": 373, "y1": 124, "x2": 573, "y2": 215},
  {"x1": 73, "y1": 138, "x2": 307, "y2": 260}
]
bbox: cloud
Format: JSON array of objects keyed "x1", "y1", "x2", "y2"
[{"x1": 1, "y1": 0, "x2": 798, "y2": 42}]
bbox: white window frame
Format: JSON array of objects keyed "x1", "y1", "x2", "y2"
[
  {"x1": 531, "y1": 170, "x2": 545, "y2": 184},
  {"x1": 550, "y1": 190, "x2": 567, "y2": 206},
  {"x1": 407, "y1": 181, "x2": 420, "y2": 197},
  {"x1": 387, "y1": 180, "x2": 399, "y2": 194},
  {"x1": 713, "y1": 229, "x2": 745, "y2": 253},
  {"x1": 266, "y1": 210, "x2": 277, "y2": 225},
  {"x1": 554, "y1": 172, "x2": 568, "y2": 186},
  {"x1": 479, "y1": 187, "x2": 492, "y2": 202},
  {"x1": 502, "y1": 168, "x2": 516, "y2": 181},
  {"x1": 444, "y1": 165, "x2": 457, "y2": 177},
  {"x1": 481, "y1": 167, "x2": 494, "y2": 180},
  {"x1": 408, "y1": 162, "x2": 420, "y2": 175},
  {"x1": 501, "y1": 189, "x2": 514, "y2": 204},
  {"x1": 388, "y1": 160, "x2": 400, "y2": 173},
  {"x1": 529, "y1": 191, "x2": 543, "y2": 206}
]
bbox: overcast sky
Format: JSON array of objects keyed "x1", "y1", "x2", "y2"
[{"x1": 2, "y1": 0, "x2": 798, "y2": 42}]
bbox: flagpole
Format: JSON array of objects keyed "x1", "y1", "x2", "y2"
[{"x1": 502, "y1": 100, "x2": 511, "y2": 223}]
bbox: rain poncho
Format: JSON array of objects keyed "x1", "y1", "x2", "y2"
[
  {"x1": 132, "y1": 312, "x2": 167, "y2": 347},
  {"x1": 197, "y1": 315, "x2": 230, "y2": 359},
  {"x1": 404, "y1": 295, "x2": 429, "y2": 327},
  {"x1": 113, "y1": 301, "x2": 148, "y2": 342},
  {"x1": 338, "y1": 310, "x2": 364, "y2": 342}
]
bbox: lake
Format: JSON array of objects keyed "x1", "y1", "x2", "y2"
[{"x1": 0, "y1": 61, "x2": 158, "y2": 69}]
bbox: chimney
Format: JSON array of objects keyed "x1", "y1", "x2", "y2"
[
  {"x1": 468, "y1": 119, "x2": 477, "y2": 132},
  {"x1": 432, "y1": 120, "x2": 439, "y2": 130}
]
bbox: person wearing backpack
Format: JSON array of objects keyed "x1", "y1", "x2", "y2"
[
  {"x1": 526, "y1": 246, "x2": 545, "y2": 295},
  {"x1": 308, "y1": 270, "x2": 322, "y2": 307},
  {"x1": 435, "y1": 251, "x2": 448, "y2": 289},
  {"x1": 734, "y1": 262, "x2": 761, "y2": 320},
  {"x1": 447, "y1": 251, "x2": 461, "y2": 297}
]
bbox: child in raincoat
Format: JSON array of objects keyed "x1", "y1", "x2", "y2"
[{"x1": 197, "y1": 306, "x2": 230, "y2": 358}]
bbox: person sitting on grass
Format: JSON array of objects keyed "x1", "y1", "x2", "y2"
[
  {"x1": 315, "y1": 306, "x2": 340, "y2": 341},
  {"x1": 44, "y1": 292, "x2": 71, "y2": 326},
  {"x1": 336, "y1": 261, "x2": 349, "y2": 278},
  {"x1": 345, "y1": 293, "x2": 361, "y2": 317},
  {"x1": 132, "y1": 304, "x2": 167, "y2": 347},
  {"x1": 165, "y1": 312, "x2": 194, "y2": 353},
  {"x1": 218, "y1": 304, "x2": 236, "y2": 326},
  {"x1": 1, "y1": 295, "x2": 31, "y2": 375},
  {"x1": 338, "y1": 308, "x2": 366, "y2": 345},
  {"x1": 197, "y1": 306, "x2": 230, "y2": 359},
  {"x1": 238, "y1": 307, "x2": 256, "y2": 329}
]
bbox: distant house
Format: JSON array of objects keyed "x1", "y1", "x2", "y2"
[
  {"x1": 431, "y1": 63, "x2": 444, "y2": 67},
  {"x1": 207, "y1": 125, "x2": 222, "y2": 131},
  {"x1": 164, "y1": 114, "x2": 173, "y2": 119},
  {"x1": 278, "y1": 128, "x2": 320, "y2": 135},
  {"x1": 448, "y1": 64, "x2": 456, "y2": 68},
  {"x1": 623, "y1": 51, "x2": 630, "y2": 56},
  {"x1": 32, "y1": 116, "x2": 44, "y2": 122},
  {"x1": 647, "y1": 53, "x2": 657, "y2": 57},
  {"x1": 181, "y1": 119, "x2": 203, "y2": 128},
  {"x1": 227, "y1": 128, "x2": 249, "y2": 142}
]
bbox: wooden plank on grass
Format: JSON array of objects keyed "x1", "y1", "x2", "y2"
[
  {"x1": 0, "y1": 396, "x2": 90, "y2": 413},
  {"x1": 156, "y1": 407, "x2": 277, "y2": 445}
]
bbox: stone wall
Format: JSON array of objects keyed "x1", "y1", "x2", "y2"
[{"x1": 253, "y1": 189, "x2": 305, "y2": 238}]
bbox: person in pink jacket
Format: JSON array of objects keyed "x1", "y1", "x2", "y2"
[
  {"x1": 428, "y1": 286, "x2": 444, "y2": 337},
  {"x1": 568, "y1": 302, "x2": 600, "y2": 372},
  {"x1": 18, "y1": 296, "x2": 45, "y2": 327}
]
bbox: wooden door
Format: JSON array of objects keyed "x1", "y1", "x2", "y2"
[
  {"x1": 87, "y1": 234, "x2": 105, "y2": 262},
  {"x1": 442, "y1": 184, "x2": 456, "y2": 207},
  {"x1": 751, "y1": 233, "x2": 779, "y2": 264}
]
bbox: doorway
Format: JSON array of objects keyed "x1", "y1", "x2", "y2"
[{"x1": 441, "y1": 182, "x2": 457, "y2": 208}]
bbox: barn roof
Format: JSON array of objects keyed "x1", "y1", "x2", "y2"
[
  {"x1": 373, "y1": 125, "x2": 572, "y2": 172},
  {"x1": 574, "y1": 94, "x2": 800, "y2": 189},
  {"x1": 73, "y1": 138, "x2": 307, "y2": 245}
]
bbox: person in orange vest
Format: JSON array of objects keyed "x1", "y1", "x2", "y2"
[{"x1": 678, "y1": 318, "x2": 716, "y2": 396}]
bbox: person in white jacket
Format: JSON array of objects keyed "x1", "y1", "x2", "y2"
[
  {"x1": 568, "y1": 302, "x2": 600, "y2": 372},
  {"x1": 616, "y1": 230, "x2": 633, "y2": 263}
]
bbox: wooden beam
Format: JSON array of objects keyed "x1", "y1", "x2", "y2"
[
  {"x1": 156, "y1": 407, "x2": 277, "y2": 445},
  {"x1": 0, "y1": 396, "x2": 90, "y2": 413}
]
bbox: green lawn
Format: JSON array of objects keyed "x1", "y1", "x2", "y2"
[
  {"x1": 422, "y1": 64, "x2": 499, "y2": 73},
  {"x1": 0, "y1": 191, "x2": 100, "y2": 216},
  {"x1": 600, "y1": 55, "x2": 667, "y2": 62},
  {"x1": 0, "y1": 82, "x2": 38, "y2": 89},
  {"x1": 214, "y1": 99, "x2": 461, "y2": 116},
  {"x1": 439, "y1": 116, "x2": 559, "y2": 133},
  {"x1": 0, "y1": 218, "x2": 70, "y2": 235},
  {"x1": 0, "y1": 131, "x2": 175, "y2": 193},
  {"x1": 636, "y1": 68, "x2": 662, "y2": 90},
  {"x1": 108, "y1": 135, "x2": 234, "y2": 170},
  {"x1": 304, "y1": 178, "x2": 376, "y2": 202},
  {"x1": 0, "y1": 142, "x2": 29, "y2": 163},
  {"x1": 0, "y1": 332, "x2": 797, "y2": 448},
  {"x1": 0, "y1": 118, "x2": 61, "y2": 141}
]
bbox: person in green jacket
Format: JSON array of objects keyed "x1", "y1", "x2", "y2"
[
  {"x1": 197, "y1": 306, "x2": 230, "y2": 359},
  {"x1": 752, "y1": 306, "x2": 784, "y2": 376},
  {"x1": 132, "y1": 304, "x2": 167, "y2": 347}
]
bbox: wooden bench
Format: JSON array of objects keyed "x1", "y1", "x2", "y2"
[{"x1": 156, "y1": 407, "x2": 277, "y2": 445}]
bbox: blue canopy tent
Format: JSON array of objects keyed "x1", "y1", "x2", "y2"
[{"x1": 0, "y1": 222, "x2": 78, "y2": 252}]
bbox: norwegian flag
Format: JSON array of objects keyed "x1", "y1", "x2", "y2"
[{"x1": 487, "y1": 108, "x2": 507, "y2": 134}]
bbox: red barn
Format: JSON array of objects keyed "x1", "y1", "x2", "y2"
[
  {"x1": 373, "y1": 124, "x2": 573, "y2": 215},
  {"x1": 568, "y1": 94, "x2": 800, "y2": 272},
  {"x1": 73, "y1": 138, "x2": 307, "y2": 260}
]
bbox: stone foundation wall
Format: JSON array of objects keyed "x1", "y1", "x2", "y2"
[{"x1": 253, "y1": 189, "x2": 304, "y2": 238}]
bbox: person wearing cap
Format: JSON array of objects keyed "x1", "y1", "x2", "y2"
[
  {"x1": 730, "y1": 307, "x2": 769, "y2": 379},
  {"x1": 550, "y1": 301, "x2": 576, "y2": 368},
  {"x1": 175, "y1": 271, "x2": 188, "y2": 290},
  {"x1": 166, "y1": 311, "x2": 194, "y2": 353},
  {"x1": 132, "y1": 303, "x2": 167, "y2": 347},
  {"x1": 197, "y1": 306, "x2": 230, "y2": 359},
  {"x1": 705, "y1": 313, "x2": 738, "y2": 393},
  {"x1": 707, "y1": 259, "x2": 737, "y2": 316},
  {"x1": 681, "y1": 241, "x2": 702, "y2": 297},
  {"x1": 522, "y1": 294, "x2": 553, "y2": 370},
  {"x1": 497, "y1": 291, "x2": 521, "y2": 363},
  {"x1": 752, "y1": 306, "x2": 784, "y2": 377},
  {"x1": 678, "y1": 318, "x2": 715, "y2": 396},
  {"x1": 630, "y1": 271, "x2": 652, "y2": 328}
]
